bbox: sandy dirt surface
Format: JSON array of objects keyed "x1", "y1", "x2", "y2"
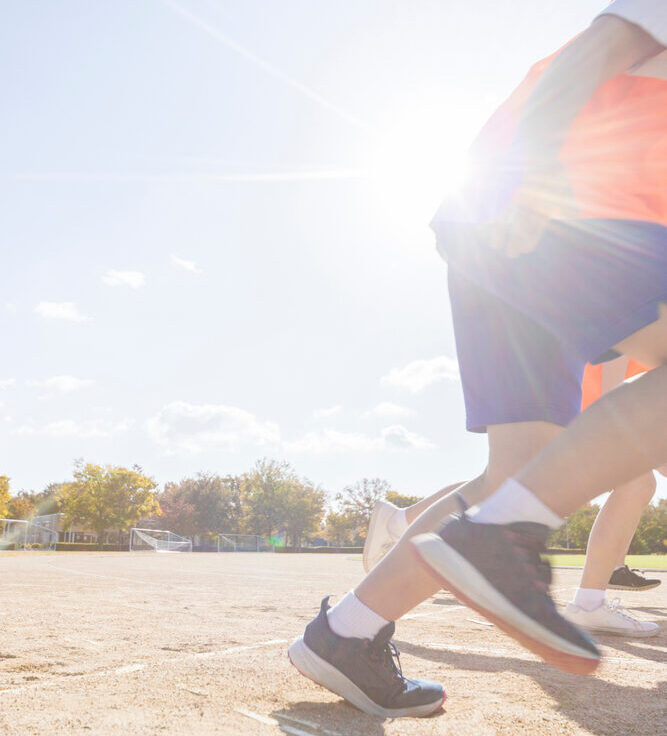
[{"x1": 0, "y1": 551, "x2": 664, "y2": 736}]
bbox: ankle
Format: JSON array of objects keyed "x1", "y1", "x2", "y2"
[
  {"x1": 470, "y1": 478, "x2": 563, "y2": 529},
  {"x1": 572, "y1": 587, "x2": 606, "y2": 612},
  {"x1": 327, "y1": 591, "x2": 390, "y2": 640}
]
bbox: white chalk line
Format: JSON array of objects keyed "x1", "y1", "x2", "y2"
[
  {"x1": 0, "y1": 639, "x2": 287, "y2": 697},
  {"x1": 236, "y1": 708, "x2": 344, "y2": 736},
  {"x1": 403, "y1": 605, "x2": 464, "y2": 620}
]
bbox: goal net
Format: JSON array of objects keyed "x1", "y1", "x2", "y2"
[
  {"x1": 0, "y1": 519, "x2": 58, "y2": 551},
  {"x1": 129, "y1": 528, "x2": 192, "y2": 553},
  {"x1": 217, "y1": 533, "x2": 271, "y2": 552}
]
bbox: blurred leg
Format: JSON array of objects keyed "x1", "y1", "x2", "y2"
[
  {"x1": 354, "y1": 421, "x2": 561, "y2": 621},
  {"x1": 579, "y1": 472, "x2": 656, "y2": 590}
]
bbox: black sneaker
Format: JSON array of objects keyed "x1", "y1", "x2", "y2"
[
  {"x1": 411, "y1": 512, "x2": 600, "y2": 675},
  {"x1": 608, "y1": 565, "x2": 661, "y2": 591},
  {"x1": 288, "y1": 597, "x2": 445, "y2": 718}
]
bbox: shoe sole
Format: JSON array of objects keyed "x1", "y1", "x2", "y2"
[
  {"x1": 288, "y1": 637, "x2": 446, "y2": 718},
  {"x1": 607, "y1": 583, "x2": 661, "y2": 591},
  {"x1": 574, "y1": 624, "x2": 659, "y2": 638},
  {"x1": 411, "y1": 533, "x2": 600, "y2": 676},
  {"x1": 362, "y1": 502, "x2": 396, "y2": 574}
]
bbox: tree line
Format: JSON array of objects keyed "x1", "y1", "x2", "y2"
[{"x1": 1, "y1": 462, "x2": 665, "y2": 553}]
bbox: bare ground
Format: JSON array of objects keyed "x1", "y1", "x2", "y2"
[{"x1": 0, "y1": 552, "x2": 664, "y2": 736}]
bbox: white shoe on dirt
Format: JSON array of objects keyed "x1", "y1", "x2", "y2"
[
  {"x1": 564, "y1": 599, "x2": 659, "y2": 638},
  {"x1": 362, "y1": 500, "x2": 402, "y2": 573}
]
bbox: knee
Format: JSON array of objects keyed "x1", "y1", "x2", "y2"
[{"x1": 612, "y1": 472, "x2": 656, "y2": 505}]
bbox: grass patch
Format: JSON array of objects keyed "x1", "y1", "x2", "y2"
[{"x1": 547, "y1": 554, "x2": 667, "y2": 569}]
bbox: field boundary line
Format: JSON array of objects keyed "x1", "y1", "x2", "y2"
[
  {"x1": 236, "y1": 708, "x2": 344, "y2": 736},
  {"x1": 0, "y1": 639, "x2": 287, "y2": 698},
  {"x1": 403, "y1": 605, "x2": 463, "y2": 620}
]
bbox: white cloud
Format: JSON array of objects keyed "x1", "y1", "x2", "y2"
[
  {"x1": 15, "y1": 417, "x2": 133, "y2": 438},
  {"x1": 364, "y1": 401, "x2": 413, "y2": 418},
  {"x1": 170, "y1": 254, "x2": 201, "y2": 274},
  {"x1": 26, "y1": 375, "x2": 94, "y2": 393},
  {"x1": 285, "y1": 424, "x2": 435, "y2": 454},
  {"x1": 5, "y1": 303, "x2": 17, "y2": 313},
  {"x1": 146, "y1": 401, "x2": 279, "y2": 454},
  {"x1": 102, "y1": 270, "x2": 146, "y2": 289},
  {"x1": 313, "y1": 405, "x2": 342, "y2": 419},
  {"x1": 381, "y1": 356, "x2": 459, "y2": 393},
  {"x1": 285, "y1": 429, "x2": 380, "y2": 454},
  {"x1": 34, "y1": 302, "x2": 91, "y2": 323},
  {"x1": 380, "y1": 424, "x2": 435, "y2": 450},
  {"x1": 0, "y1": 379, "x2": 16, "y2": 390}
]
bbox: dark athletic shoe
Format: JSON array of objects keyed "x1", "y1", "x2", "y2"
[
  {"x1": 608, "y1": 565, "x2": 661, "y2": 591},
  {"x1": 411, "y1": 513, "x2": 600, "y2": 675},
  {"x1": 288, "y1": 597, "x2": 445, "y2": 718}
]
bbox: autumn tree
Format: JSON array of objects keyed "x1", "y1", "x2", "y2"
[
  {"x1": 58, "y1": 462, "x2": 160, "y2": 548},
  {"x1": 385, "y1": 491, "x2": 422, "y2": 509},
  {"x1": 0, "y1": 476, "x2": 10, "y2": 518},
  {"x1": 336, "y1": 478, "x2": 392, "y2": 540},
  {"x1": 322, "y1": 510, "x2": 361, "y2": 546},
  {"x1": 7, "y1": 491, "x2": 36, "y2": 520},
  {"x1": 160, "y1": 473, "x2": 243, "y2": 540}
]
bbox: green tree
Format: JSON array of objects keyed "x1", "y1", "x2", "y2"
[
  {"x1": 385, "y1": 491, "x2": 422, "y2": 508},
  {"x1": 282, "y1": 480, "x2": 326, "y2": 549},
  {"x1": 160, "y1": 473, "x2": 243, "y2": 541},
  {"x1": 549, "y1": 503, "x2": 600, "y2": 549},
  {"x1": 630, "y1": 499, "x2": 667, "y2": 553},
  {"x1": 58, "y1": 462, "x2": 160, "y2": 548},
  {"x1": 240, "y1": 459, "x2": 296, "y2": 539},
  {"x1": 0, "y1": 476, "x2": 10, "y2": 518}
]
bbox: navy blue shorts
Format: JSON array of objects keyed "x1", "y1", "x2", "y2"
[{"x1": 442, "y1": 219, "x2": 667, "y2": 433}]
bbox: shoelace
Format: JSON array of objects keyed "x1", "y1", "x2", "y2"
[
  {"x1": 507, "y1": 530, "x2": 552, "y2": 592},
  {"x1": 368, "y1": 639, "x2": 407, "y2": 690},
  {"x1": 606, "y1": 598, "x2": 641, "y2": 626}
]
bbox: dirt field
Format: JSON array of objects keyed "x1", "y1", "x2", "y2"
[{"x1": 0, "y1": 552, "x2": 664, "y2": 736}]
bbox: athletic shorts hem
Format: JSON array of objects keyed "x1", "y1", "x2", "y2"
[{"x1": 466, "y1": 403, "x2": 577, "y2": 434}]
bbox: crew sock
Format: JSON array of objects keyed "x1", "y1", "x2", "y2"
[
  {"x1": 327, "y1": 591, "x2": 390, "y2": 640},
  {"x1": 572, "y1": 588, "x2": 606, "y2": 611},
  {"x1": 387, "y1": 508, "x2": 408, "y2": 538},
  {"x1": 470, "y1": 478, "x2": 563, "y2": 529}
]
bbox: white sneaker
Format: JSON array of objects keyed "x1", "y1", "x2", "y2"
[
  {"x1": 362, "y1": 500, "x2": 402, "y2": 573},
  {"x1": 564, "y1": 599, "x2": 659, "y2": 638}
]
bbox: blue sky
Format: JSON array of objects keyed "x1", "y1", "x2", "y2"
[{"x1": 2, "y1": 0, "x2": 664, "y2": 503}]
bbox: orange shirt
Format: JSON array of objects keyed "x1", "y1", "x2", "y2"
[
  {"x1": 466, "y1": 42, "x2": 667, "y2": 226},
  {"x1": 581, "y1": 360, "x2": 647, "y2": 410}
]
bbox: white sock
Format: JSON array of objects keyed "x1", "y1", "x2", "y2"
[
  {"x1": 327, "y1": 591, "x2": 390, "y2": 640},
  {"x1": 470, "y1": 478, "x2": 563, "y2": 529},
  {"x1": 572, "y1": 588, "x2": 606, "y2": 612},
  {"x1": 387, "y1": 508, "x2": 408, "y2": 538}
]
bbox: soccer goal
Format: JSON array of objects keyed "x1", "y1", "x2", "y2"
[
  {"x1": 217, "y1": 533, "x2": 271, "y2": 552},
  {"x1": 129, "y1": 528, "x2": 192, "y2": 553},
  {"x1": 0, "y1": 519, "x2": 58, "y2": 551}
]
